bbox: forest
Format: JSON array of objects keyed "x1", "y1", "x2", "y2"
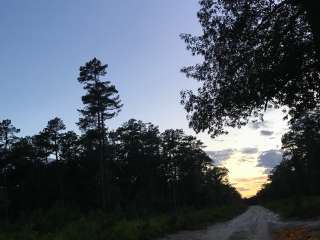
[{"x1": 0, "y1": 58, "x2": 242, "y2": 239}]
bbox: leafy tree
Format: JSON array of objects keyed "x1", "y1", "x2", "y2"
[
  {"x1": 77, "y1": 58, "x2": 122, "y2": 209},
  {"x1": 181, "y1": 0, "x2": 320, "y2": 136}
]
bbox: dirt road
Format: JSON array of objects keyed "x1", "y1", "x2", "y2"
[{"x1": 160, "y1": 206, "x2": 320, "y2": 240}]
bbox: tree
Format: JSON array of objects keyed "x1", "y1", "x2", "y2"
[
  {"x1": 0, "y1": 119, "x2": 19, "y2": 222},
  {"x1": 257, "y1": 109, "x2": 320, "y2": 201},
  {"x1": 281, "y1": 109, "x2": 320, "y2": 195},
  {"x1": 160, "y1": 129, "x2": 216, "y2": 208},
  {"x1": 77, "y1": 58, "x2": 122, "y2": 209},
  {"x1": 32, "y1": 131, "x2": 51, "y2": 164},
  {"x1": 59, "y1": 131, "x2": 79, "y2": 162},
  {"x1": 0, "y1": 119, "x2": 20, "y2": 152},
  {"x1": 181, "y1": 0, "x2": 320, "y2": 136},
  {"x1": 78, "y1": 58, "x2": 122, "y2": 133},
  {"x1": 160, "y1": 129, "x2": 184, "y2": 209},
  {"x1": 110, "y1": 119, "x2": 161, "y2": 209},
  {"x1": 45, "y1": 117, "x2": 66, "y2": 161},
  {"x1": 42, "y1": 118, "x2": 66, "y2": 206}
]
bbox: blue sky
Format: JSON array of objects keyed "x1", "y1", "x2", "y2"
[
  {"x1": 0, "y1": 1, "x2": 287, "y2": 196},
  {"x1": 0, "y1": 0, "x2": 200, "y2": 135}
]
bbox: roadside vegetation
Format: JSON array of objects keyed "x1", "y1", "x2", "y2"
[
  {"x1": 261, "y1": 196, "x2": 320, "y2": 220},
  {"x1": 0, "y1": 204, "x2": 246, "y2": 240}
]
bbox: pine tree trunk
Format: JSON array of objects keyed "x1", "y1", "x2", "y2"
[{"x1": 98, "y1": 112, "x2": 106, "y2": 210}]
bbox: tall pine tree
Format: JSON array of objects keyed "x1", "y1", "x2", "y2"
[{"x1": 77, "y1": 58, "x2": 122, "y2": 209}]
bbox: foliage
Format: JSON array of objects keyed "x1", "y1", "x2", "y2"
[
  {"x1": 0, "y1": 117, "x2": 241, "y2": 218},
  {"x1": 0, "y1": 119, "x2": 20, "y2": 152},
  {"x1": 263, "y1": 196, "x2": 320, "y2": 220},
  {"x1": 77, "y1": 57, "x2": 122, "y2": 132},
  {"x1": 0, "y1": 204, "x2": 247, "y2": 240},
  {"x1": 180, "y1": 0, "x2": 320, "y2": 136}
]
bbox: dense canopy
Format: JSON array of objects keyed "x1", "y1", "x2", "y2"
[{"x1": 181, "y1": 0, "x2": 320, "y2": 136}]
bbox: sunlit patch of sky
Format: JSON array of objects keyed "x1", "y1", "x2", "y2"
[{"x1": 202, "y1": 108, "x2": 288, "y2": 197}]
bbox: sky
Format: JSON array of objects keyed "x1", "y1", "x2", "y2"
[{"x1": 0, "y1": 0, "x2": 288, "y2": 197}]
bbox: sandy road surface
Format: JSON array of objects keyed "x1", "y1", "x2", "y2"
[{"x1": 160, "y1": 206, "x2": 320, "y2": 240}]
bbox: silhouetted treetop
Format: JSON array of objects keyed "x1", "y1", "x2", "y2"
[
  {"x1": 0, "y1": 120, "x2": 20, "y2": 152},
  {"x1": 0, "y1": 116, "x2": 241, "y2": 218},
  {"x1": 77, "y1": 58, "x2": 122, "y2": 132},
  {"x1": 181, "y1": 0, "x2": 320, "y2": 136}
]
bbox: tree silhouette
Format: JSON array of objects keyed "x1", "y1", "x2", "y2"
[
  {"x1": 109, "y1": 119, "x2": 161, "y2": 210},
  {"x1": 0, "y1": 116, "x2": 241, "y2": 221},
  {"x1": 282, "y1": 109, "x2": 320, "y2": 194},
  {"x1": 59, "y1": 131, "x2": 79, "y2": 162},
  {"x1": 32, "y1": 130, "x2": 51, "y2": 163},
  {"x1": 181, "y1": 0, "x2": 320, "y2": 136},
  {"x1": 77, "y1": 58, "x2": 122, "y2": 209},
  {"x1": 257, "y1": 108, "x2": 320, "y2": 200},
  {"x1": 45, "y1": 117, "x2": 66, "y2": 161},
  {"x1": 0, "y1": 119, "x2": 19, "y2": 223},
  {"x1": 0, "y1": 120, "x2": 20, "y2": 152}
]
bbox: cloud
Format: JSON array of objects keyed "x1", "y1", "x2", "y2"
[
  {"x1": 260, "y1": 130, "x2": 274, "y2": 136},
  {"x1": 206, "y1": 149, "x2": 234, "y2": 165},
  {"x1": 240, "y1": 147, "x2": 258, "y2": 154},
  {"x1": 257, "y1": 150, "x2": 282, "y2": 173}
]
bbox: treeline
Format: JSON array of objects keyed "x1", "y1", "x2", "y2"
[
  {"x1": 0, "y1": 58, "x2": 240, "y2": 222},
  {"x1": 256, "y1": 110, "x2": 320, "y2": 201}
]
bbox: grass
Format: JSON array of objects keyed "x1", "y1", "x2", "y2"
[
  {"x1": 263, "y1": 195, "x2": 320, "y2": 220},
  {"x1": 0, "y1": 204, "x2": 247, "y2": 240}
]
